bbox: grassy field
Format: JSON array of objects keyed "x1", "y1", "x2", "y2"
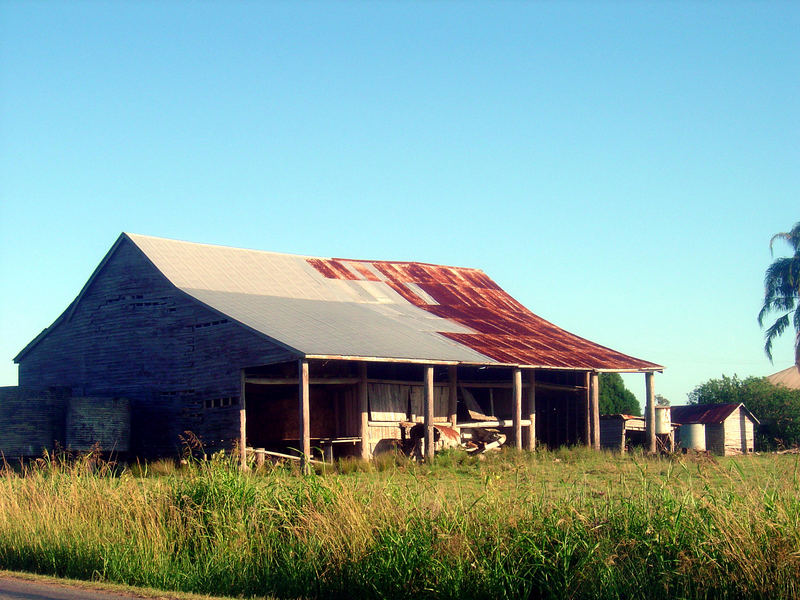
[{"x1": 0, "y1": 448, "x2": 797, "y2": 600}]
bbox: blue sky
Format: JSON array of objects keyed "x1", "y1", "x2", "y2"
[{"x1": 1, "y1": 1, "x2": 798, "y2": 406}]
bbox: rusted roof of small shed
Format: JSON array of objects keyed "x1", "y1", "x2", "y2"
[
  {"x1": 26, "y1": 233, "x2": 659, "y2": 371},
  {"x1": 671, "y1": 403, "x2": 759, "y2": 425}
]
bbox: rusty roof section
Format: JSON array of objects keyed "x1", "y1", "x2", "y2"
[
  {"x1": 671, "y1": 403, "x2": 759, "y2": 425},
  {"x1": 309, "y1": 258, "x2": 661, "y2": 371}
]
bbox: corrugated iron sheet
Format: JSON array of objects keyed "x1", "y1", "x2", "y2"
[
  {"x1": 670, "y1": 403, "x2": 741, "y2": 424},
  {"x1": 124, "y1": 234, "x2": 660, "y2": 370},
  {"x1": 767, "y1": 365, "x2": 800, "y2": 390},
  {"x1": 309, "y1": 258, "x2": 660, "y2": 371}
]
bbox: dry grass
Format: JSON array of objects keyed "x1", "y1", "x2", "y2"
[{"x1": 0, "y1": 448, "x2": 797, "y2": 599}]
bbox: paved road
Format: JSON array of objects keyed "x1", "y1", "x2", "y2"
[{"x1": 0, "y1": 577, "x2": 153, "y2": 600}]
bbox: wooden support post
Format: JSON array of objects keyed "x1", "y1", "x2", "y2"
[
  {"x1": 298, "y1": 359, "x2": 311, "y2": 473},
  {"x1": 448, "y1": 365, "x2": 458, "y2": 428},
  {"x1": 590, "y1": 371, "x2": 600, "y2": 450},
  {"x1": 359, "y1": 362, "x2": 370, "y2": 460},
  {"x1": 584, "y1": 371, "x2": 591, "y2": 447},
  {"x1": 645, "y1": 371, "x2": 656, "y2": 454},
  {"x1": 239, "y1": 370, "x2": 248, "y2": 469},
  {"x1": 512, "y1": 367, "x2": 522, "y2": 449},
  {"x1": 526, "y1": 369, "x2": 536, "y2": 451},
  {"x1": 424, "y1": 365, "x2": 435, "y2": 461}
]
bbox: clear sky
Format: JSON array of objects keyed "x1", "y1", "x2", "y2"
[{"x1": 1, "y1": 1, "x2": 798, "y2": 407}]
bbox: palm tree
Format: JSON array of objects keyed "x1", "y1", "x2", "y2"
[{"x1": 758, "y1": 221, "x2": 800, "y2": 368}]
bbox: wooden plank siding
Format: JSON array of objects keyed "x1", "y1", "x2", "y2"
[
  {"x1": 0, "y1": 386, "x2": 69, "y2": 456},
  {"x1": 599, "y1": 417, "x2": 626, "y2": 452},
  {"x1": 16, "y1": 238, "x2": 295, "y2": 458},
  {"x1": 723, "y1": 407, "x2": 755, "y2": 455}
]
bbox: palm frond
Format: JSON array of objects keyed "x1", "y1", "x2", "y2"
[
  {"x1": 769, "y1": 221, "x2": 800, "y2": 256},
  {"x1": 764, "y1": 312, "x2": 791, "y2": 362},
  {"x1": 761, "y1": 222, "x2": 800, "y2": 363},
  {"x1": 758, "y1": 294, "x2": 797, "y2": 326}
]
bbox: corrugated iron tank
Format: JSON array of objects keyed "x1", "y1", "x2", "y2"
[{"x1": 679, "y1": 423, "x2": 706, "y2": 451}]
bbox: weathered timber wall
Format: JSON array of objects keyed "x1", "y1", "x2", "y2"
[
  {"x1": 0, "y1": 387, "x2": 69, "y2": 457},
  {"x1": 721, "y1": 408, "x2": 755, "y2": 455},
  {"x1": 17, "y1": 238, "x2": 294, "y2": 457},
  {"x1": 705, "y1": 424, "x2": 725, "y2": 455},
  {"x1": 65, "y1": 397, "x2": 131, "y2": 452},
  {"x1": 599, "y1": 417, "x2": 625, "y2": 451}
]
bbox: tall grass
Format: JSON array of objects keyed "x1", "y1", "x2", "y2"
[{"x1": 0, "y1": 448, "x2": 798, "y2": 599}]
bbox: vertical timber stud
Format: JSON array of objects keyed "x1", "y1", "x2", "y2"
[
  {"x1": 645, "y1": 372, "x2": 656, "y2": 454},
  {"x1": 526, "y1": 370, "x2": 536, "y2": 451},
  {"x1": 590, "y1": 371, "x2": 600, "y2": 450},
  {"x1": 584, "y1": 371, "x2": 592, "y2": 447},
  {"x1": 298, "y1": 359, "x2": 311, "y2": 473},
  {"x1": 239, "y1": 369, "x2": 247, "y2": 469},
  {"x1": 359, "y1": 362, "x2": 370, "y2": 460},
  {"x1": 424, "y1": 365, "x2": 435, "y2": 461},
  {"x1": 448, "y1": 365, "x2": 458, "y2": 427},
  {"x1": 512, "y1": 368, "x2": 523, "y2": 449}
]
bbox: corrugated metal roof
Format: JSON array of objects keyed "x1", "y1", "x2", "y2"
[
  {"x1": 767, "y1": 365, "x2": 800, "y2": 390},
  {"x1": 671, "y1": 403, "x2": 759, "y2": 425},
  {"x1": 118, "y1": 233, "x2": 661, "y2": 370},
  {"x1": 308, "y1": 258, "x2": 661, "y2": 370}
]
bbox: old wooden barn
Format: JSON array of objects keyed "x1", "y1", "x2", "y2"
[
  {"x1": 8, "y1": 233, "x2": 663, "y2": 463},
  {"x1": 671, "y1": 403, "x2": 758, "y2": 455}
]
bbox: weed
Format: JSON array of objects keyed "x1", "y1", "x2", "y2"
[{"x1": 0, "y1": 450, "x2": 797, "y2": 599}]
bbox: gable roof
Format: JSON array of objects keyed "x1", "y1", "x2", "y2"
[
  {"x1": 17, "y1": 233, "x2": 662, "y2": 371},
  {"x1": 767, "y1": 365, "x2": 800, "y2": 390},
  {"x1": 671, "y1": 403, "x2": 759, "y2": 425}
]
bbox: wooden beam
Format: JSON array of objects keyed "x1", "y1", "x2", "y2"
[
  {"x1": 455, "y1": 381, "x2": 586, "y2": 392},
  {"x1": 359, "y1": 362, "x2": 370, "y2": 460},
  {"x1": 298, "y1": 359, "x2": 311, "y2": 473},
  {"x1": 584, "y1": 371, "x2": 591, "y2": 448},
  {"x1": 304, "y1": 354, "x2": 459, "y2": 366},
  {"x1": 645, "y1": 371, "x2": 656, "y2": 454},
  {"x1": 248, "y1": 376, "x2": 584, "y2": 393},
  {"x1": 448, "y1": 365, "x2": 458, "y2": 428},
  {"x1": 512, "y1": 368, "x2": 522, "y2": 449},
  {"x1": 590, "y1": 372, "x2": 600, "y2": 450},
  {"x1": 262, "y1": 449, "x2": 324, "y2": 465},
  {"x1": 246, "y1": 377, "x2": 360, "y2": 385},
  {"x1": 459, "y1": 419, "x2": 531, "y2": 429},
  {"x1": 239, "y1": 370, "x2": 247, "y2": 470},
  {"x1": 366, "y1": 378, "x2": 449, "y2": 387},
  {"x1": 424, "y1": 365, "x2": 435, "y2": 461},
  {"x1": 526, "y1": 370, "x2": 536, "y2": 451}
]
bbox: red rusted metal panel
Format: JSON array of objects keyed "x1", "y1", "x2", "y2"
[
  {"x1": 671, "y1": 403, "x2": 741, "y2": 424},
  {"x1": 308, "y1": 258, "x2": 661, "y2": 371}
]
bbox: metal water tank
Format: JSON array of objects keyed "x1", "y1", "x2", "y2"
[
  {"x1": 655, "y1": 406, "x2": 672, "y2": 434},
  {"x1": 679, "y1": 423, "x2": 706, "y2": 451}
]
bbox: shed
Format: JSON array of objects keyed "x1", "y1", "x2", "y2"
[
  {"x1": 10, "y1": 233, "x2": 663, "y2": 462},
  {"x1": 600, "y1": 407, "x2": 676, "y2": 453},
  {"x1": 671, "y1": 403, "x2": 758, "y2": 455}
]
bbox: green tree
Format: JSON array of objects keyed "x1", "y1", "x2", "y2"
[
  {"x1": 758, "y1": 221, "x2": 800, "y2": 368},
  {"x1": 688, "y1": 374, "x2": 800, "y2": 449},
  {"x1": 598, "y1": 372, "x2": 641, "y2": 416},
  {"x1": 655, "y1": 394, "x2": 670, "y2": 406}
]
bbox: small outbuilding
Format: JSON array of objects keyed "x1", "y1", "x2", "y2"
[
  {"x1": 600, "y1": 406, "x2": 676, "y2": 453},
  {"x1": 671, "y1": 403, "x2": 758, "y2": 456}
]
